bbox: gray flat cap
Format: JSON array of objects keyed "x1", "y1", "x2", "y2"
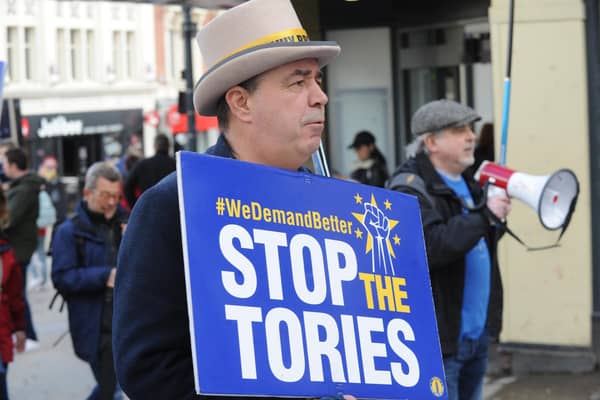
[{"x1": 411, "y1": 99, "x2": 481, "y2": 136}]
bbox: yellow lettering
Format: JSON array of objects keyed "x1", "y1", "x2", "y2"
[
  {"x1": 346, "y1": 221, "x2": 353, "y2": 235},
  {"x1": 339, "y1": 220, "x2": 347, "y2": 234},
  {"x1": 241, "y1": 205, "x2": 251, "y2": 219},
  {"x1": 251, "y1": 202, "x2": 262, "y2": 221},
  {"x1": 224, "y1": 198, "x2": 241, "y2": 218},
  {"x1": 286, "y1": 211, "x2": 295, "y2": 225},
  {"x1": 312, "y1": 211, "x2": 321, "y2": 229},
  {"x1": 375, "y1": 275, "x2": 395, "y2": 311},
  {"x1": 272, "y1": 209, "x2": 285, "y2": 224},
  {"x1": 263, "y1": 207, "x2": 271, "y2": 223},
  {"x1": 359, "y1": 272, "x2": 376, "y2": 309},
  {"x1": 322, "y1": 217, "x2": 330, "y2": 231},
  {"x1": 393, "y1": 277, "x2": 411, "y2": 313}
]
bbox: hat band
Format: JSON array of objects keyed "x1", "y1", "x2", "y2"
[{"x1": 218, "y1": 28, "x2": 309, "y2": 63}]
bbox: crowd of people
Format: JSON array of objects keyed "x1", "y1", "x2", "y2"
[{"x1": 0, "y1": 1, "x2": 502, "y2": 400}]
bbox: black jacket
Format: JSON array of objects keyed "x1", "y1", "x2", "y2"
[
  {"x1": 124, "y1": 151, "x2": 176, "y2": 208},
  {"x1": 350, "y1": 156, "x2": 389, "y2": 188},
  {"x1": 388, "y1": 152, "x2": 504, "y2": 356},
  {"x1": 114, "y1": 135, "x2": 313, "y2": 400},
  {"x1": 6, "y1": 172, "x2": 43, "y2": 263}
]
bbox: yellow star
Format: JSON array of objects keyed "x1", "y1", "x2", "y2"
[
  {"x1": 355, "y1": 228, "x2": 363, "y2": 239},
  {"x1": 352, "y1": 194, "x2": 400, "y2": 257},
  {"x1": 384, "y1": 199, "x2": 392, "y2": 210},
  {"x1": 393, "y1": 234, "x2": 401, "y2": 245},
  {"x1": 354, "y1": 193, "x2": 363, "y2": 204}
]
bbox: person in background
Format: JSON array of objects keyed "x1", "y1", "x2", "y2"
[
  {"x1": 1, "y1": 148, "x2": 42, "y2": 349},
  {"x1": 113, "y1": 1, "x2": 354, "y2": 399},
  {"x1": 52, "y1": 162, "x2": 127, "y2": 400},
  {"x1": 0, "y1": 184, "x2": 26, "y2": 400},
  {"x1": 387, "y1": 100, "x2": 511, "y2": 400},
  {"x1": 471, "y1": 122, "x2": 495, "y2": 174},
  {"x1": 123, "y1": 134, "x2": 175, "y2": 209},
  {"x1": 347, "y1": 130, "x2": 389, "y2": 187},
  {"x1": 28, "y1": 157, "x2": 60, "y2": 290}
]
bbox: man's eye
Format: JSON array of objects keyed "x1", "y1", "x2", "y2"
[{"x1": 293, "y1": 80, "x2": 305, "y2": 86}]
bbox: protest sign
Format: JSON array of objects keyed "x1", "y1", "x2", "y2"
[{"x1": 177, "y1": 151, "x2": 446, "y2": 399}]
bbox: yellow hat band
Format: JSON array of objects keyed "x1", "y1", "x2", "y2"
[{"x1": 218, "y1": 28, "x2": 309, "y2": 63}]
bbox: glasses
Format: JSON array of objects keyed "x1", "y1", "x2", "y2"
[{"x1": 95, "y1": 190, "x2": 121, "y2": 202}]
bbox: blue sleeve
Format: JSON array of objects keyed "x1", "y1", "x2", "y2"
[
  {"x1": 113, "y1": 174, "x2": 199, "y2": 399},
  {"x1": 51, "y1": 221, "x2": 112, "y2": 295}
]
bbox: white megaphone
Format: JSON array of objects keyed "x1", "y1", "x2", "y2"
[{"x1": 474, "y1": 161, "x2": 579, "y2": 231}]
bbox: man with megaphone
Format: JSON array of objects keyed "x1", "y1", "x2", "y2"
[{"x1": 387, "y1": 99, "x2": 511, "y2": 400}]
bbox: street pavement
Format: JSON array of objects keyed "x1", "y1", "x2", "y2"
[
  {"x1": 8, "y1": 283, "x2": 600, "y2": 399},
  {"x1": 9, "y1": 284, "x2": 95, "y2": 399}
]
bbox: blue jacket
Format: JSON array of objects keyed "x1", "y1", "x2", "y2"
[{"x1": 52, "y1": 201, "x2": 127, "y2": 363}]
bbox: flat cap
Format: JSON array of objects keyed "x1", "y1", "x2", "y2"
[{"x1": 411, "y1": 99, "x2": 481, "y2": 136}]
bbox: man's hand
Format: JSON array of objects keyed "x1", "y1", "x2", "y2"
[
  {"x1": 486, "y1": 191, "x2": 512, "y2": 221},
  {"x1": 14, "y1": 330, "x2": 25, "y2": 353},
  {"x1": 107, "y1": 268, "x2": 116, "y2": 288}
]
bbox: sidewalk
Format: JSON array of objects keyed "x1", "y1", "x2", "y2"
[
  {"x1": 9, "y1": 285, "x2": 95, "y2": 399},
  {"x1": 8, "y1": 284, "x2": 600, "y2": 399},
  {"x1": 486, "y1": 371, "x2": 600, "y2": 400}
]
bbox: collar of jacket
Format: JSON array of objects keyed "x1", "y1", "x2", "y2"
[
  {"x1": 74, "y1": 201, "x2": 127, "y2": 241},
  {"x1": 415, "y1": 152, "x2": 483, "y2": 201},
  {"x1": 207, "y1": 133, "x2": 312, "y2": 173}
]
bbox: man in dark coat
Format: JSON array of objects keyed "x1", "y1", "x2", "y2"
[
  {"x1": 52, "y1": 161, "x2": 127, "y2": 400},
  {"x1": 123, "y1": 133, "x2": 175, "y2": 209},
  {"x1": 1, "y1": 147, "x2": 42, "y2": 343},
  {"x1": 387, "y1": 99, "x2": 511, "y2": 400},
  {"x1": 113, "y1": 1, "x2": 357, "y2": 399}
]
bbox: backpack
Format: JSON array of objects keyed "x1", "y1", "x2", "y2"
[
  {"x1": 37, "y1": 189, "x2": 57, "y2": 228},
  {"x1": 49, "y1": 216, "x2": 87, "y2": 313}
]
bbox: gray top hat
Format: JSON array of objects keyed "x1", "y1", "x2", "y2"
[{"x1": 411, "y1": 99, "x2": 481, "y2": 136}]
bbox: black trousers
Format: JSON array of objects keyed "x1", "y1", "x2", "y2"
[{"x1": 90, "y1": 289, "x2": 117, "y2": 400}]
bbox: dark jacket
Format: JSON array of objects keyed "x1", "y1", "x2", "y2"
[
  {"x1": 115, "y1": 135, "x2": 308, "y2": 400},
  {"x1": 388, "y1": 152, "x2": 503, "y2": 357},
  {"x1": 52, "y1": 201, "x2": 127, "y2": 363},
  {"x1": 350, "y1": 151, "x2": 389, "y2": 188},
  {"x1": 6, "y1": 172, "x2": 43, "y2": 262},
  {"x1": 0, "y1": 238, "x2": 25, "y2": 363},
  {"x1": 124, "y1": 151, "x2": 176, "y2": 208}
]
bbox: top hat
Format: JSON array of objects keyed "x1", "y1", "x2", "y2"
[{"x1": 193, "y1": 0, "x2": 341, "y2": 116}]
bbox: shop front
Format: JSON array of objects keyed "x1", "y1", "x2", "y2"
[{"x1": 23, "y1": 108, "x2": 143, "y2": 214}]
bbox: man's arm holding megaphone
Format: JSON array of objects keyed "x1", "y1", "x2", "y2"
[{"x1": 388, "y1": 172, "x2": 511, "y2": 269}]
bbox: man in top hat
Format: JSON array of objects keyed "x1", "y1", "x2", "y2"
[
  {"x1": 387, "y1": 99, "x2": 512, "y2": 400},
  {"x1": 113, "y1": 0, "x2": 349, "y2": 399}
]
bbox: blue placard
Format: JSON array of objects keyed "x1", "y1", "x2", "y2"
[{"x1": 177, "y1": 151, "x2": 446, "y2": 399}]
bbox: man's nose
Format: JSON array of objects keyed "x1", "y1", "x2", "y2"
[{"x1": 309, "y1": 82, "x2": 328, "y2": 107}]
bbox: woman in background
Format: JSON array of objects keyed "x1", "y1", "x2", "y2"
[{"x1": 348, "y1": 130, "x2": 389, "y2": 188}]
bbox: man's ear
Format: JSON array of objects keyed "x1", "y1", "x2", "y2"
[
  {"x1": 423, "y1": 134, "x2": 437, "y2": 154},
  {"x1": 225, "y1": 86, "x2": 252, "y2": 123}
]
